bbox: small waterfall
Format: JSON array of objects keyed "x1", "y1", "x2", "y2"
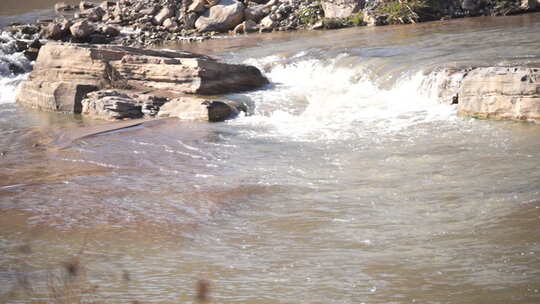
[{"x1": 233, "y1": 53, "x2": 458, "y2": 141}]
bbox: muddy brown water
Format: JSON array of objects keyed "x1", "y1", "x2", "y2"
[
  {"x1": 0, "y1": 0, "x2": 91, "y2": 27},
  {"x1": 1, "y1": 11, "x2": 540, "y2": 304}
]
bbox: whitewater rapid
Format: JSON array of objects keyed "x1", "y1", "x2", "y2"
[
  {"x1": 0, "y1": 31, "x2": 33, "y2": 104},
  {"x1": 230, "y1": 53, "x2": 458, "y2": 142}
]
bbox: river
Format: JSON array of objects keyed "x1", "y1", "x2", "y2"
[{"x1": 1, "y1": 9, "x2": 540, "y2": 304}]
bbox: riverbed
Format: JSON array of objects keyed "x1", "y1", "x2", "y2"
[{"x1": 1, "y1": 11, "x2": 540, "y2": 304}]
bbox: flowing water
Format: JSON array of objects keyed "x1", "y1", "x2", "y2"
[{"x1": 1, "y1": 12, "x2": 540, "y2": 304}]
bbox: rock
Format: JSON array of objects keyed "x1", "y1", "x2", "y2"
[
  {"x1": 23, "y1": 39, "x2": 42, "y2": 61},
  {"x1": 81, "y1": 90, "x2": 143, "y2": 120},
  {"x1": 422, "y1": 67, "x2": 472, "y2": 105},
  {"x1": 195, "y1": 0, "x2": 245, "y2": 32},
  {"x1": 100, "y1": 1, "x2": 116, "y2": 10},
  {"x1": 259, "y1": 15, "x2": 276, "y2": 31},
  {"x1": 79, "y1": 1, "x2": 95, "y2": 11},
  {"x1": 244, "y1": 4, "x2": 271, "y2": 22},
  {"x1": 363, "y1": 10, "x2": 387, "y2": 26},
  {"x1": 16, "y1": 42, "x2": 268, "y2": 115},
  {"x1": 163, "y1": 18, "x2": 178, "y2": 30},
  {"x1": 60, "y1": 19, "x2": 73, "y2": 33},
  {"x1": 15, "y1": 25, "x2": 40, "y2": 36},
  {"x1": 13, "y1": 40, "x2": 28, "y2": 52},
  {"x1": 188, "y1": 0, "x2": 207, "y2": 14},
  {"x1": 100, "y1": 25, "x2": 121, "y2": 37},
  {"x1": 1, "y1": 58, "x2": 25, "y2": 75},
  {"x1": 233, "y1": 20, "x2": 258, "y2": 33},
  {"x1": 311, "y1": 20, "x2": 324, "y2": 30},
  {"x1": 184, "y1": 13, "x2": 199, "y2": 29},
  {"x1": 457, "y1": 66, "x2": 540, "y2": 122},
  {"x1": 70, "y1": 20, "x2": 95, "y2": 40},
  {"x1": 461, "y1": 0, "x2": 479, "y2": 11},
  {"x1": 43, "y1": 23, "x2": 65, "y2": 40},
  {"x1": 54, "y1": 2, "x2": 76, "y2": 13},
  {"x1": 111, "y1": 53, "x2": 268, "y2": 94},
  {"x1": 154, "y1": 7, "x2": 175, "y2": 26},
  {"x1": 139, "y1": 6, "x2": 159, "y2": 16},
  {"x1": 321, "y1": 0, "x2": 364, "y2": 18},
  {"x1": 157, "y1": 97, "x2": 247, "y2": 121},
  {"x1": 85, "y1": 7, "x2": 106, "y2": 22},
  {"x1": 89, "y1": 33, "x2": 112, "y2": 44},
  {"x1": 521, "y1": 0, "x2": 538, "y2": 10}
]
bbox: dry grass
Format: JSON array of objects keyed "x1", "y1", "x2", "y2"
[{"x1": 41, "y1": 257, "x2": 103, "y2": 304}]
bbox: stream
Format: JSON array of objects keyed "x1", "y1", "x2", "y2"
[{"x1": 1, "y1": 11, "x2": 540, "y2": 304}]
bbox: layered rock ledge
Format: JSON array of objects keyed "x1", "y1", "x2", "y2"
[
  {"x1": 16, "y1": 42, "x2": 268, "y2": 121},
  {"x1": 425, "y1": 65, "x2": 540, "y2": 123}
]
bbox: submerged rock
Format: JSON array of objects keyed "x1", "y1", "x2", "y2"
[{"x1": 82, "y1": 90, "x2": 144, "y2": 120}]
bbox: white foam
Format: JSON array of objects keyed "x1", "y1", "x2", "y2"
[
  {"x1": 231, "y1": 55, "x2": 457, "y2": 142},
  {"x1": 0, "y1": 31, "x2": 33, "y2": 104},
  {"x1": 0, "y1": 73, "x2": 27, "y2": 104}
]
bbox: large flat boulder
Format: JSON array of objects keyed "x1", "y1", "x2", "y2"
[
  {"x1": 16, "y1": 42, "x2": 268, "y2": 114},
  {"x1": 457, "y1": 67, "x2": 540, "y2": 122}
]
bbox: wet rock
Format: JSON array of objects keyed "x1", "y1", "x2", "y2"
[
  {"x1": 70, "y1": 20, "x2": 95, "y2": 39},
  {"x1": 16, "y1": 25, "x2": 41, "y2": 36},
  {"x1": 23, "y1": 39, "x2": 42, "y2": 61},
  {"x1": 81, "y1": 90, "x2": 143, "y2": 120},
  {"x1": 321, "y1": 0, "x2": 364, "y2": 18},
  {"x1": 458, "y1": 66, "x2": 540, "y2": 122},
  {"x1": 195, "y1": 0, "x2": 245, "y2": 32},
  {"x1": 1, "y1": 58, "x2": 25, "y2": 75},
  {"x1": 13, "y1": 40, "x2": 28, "y2": 52},
  {"x1": 157, "y1": 97, "x2": 247, "y2": 122},
  {"x1": 422, "y1": 67, "x2": 472, "y2": 105}
]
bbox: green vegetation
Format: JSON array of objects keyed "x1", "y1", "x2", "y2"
[
  {"x1": 299, "y1": 2, "x2": 323, "y2": 25},
  {"x1": 321, "y1": 13, "x2": 365, "y2": 29},
  {"x1": 376, "y1": 0, "x2": 430, "y2": 24},
  {"x1": 348, "y1": 12, "x2": 365, "y2": 26},
  {"x1": 493, "y1": 0, "x2": 523, "y2": 15}
]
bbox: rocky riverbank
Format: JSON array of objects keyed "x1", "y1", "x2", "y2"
[{"x1": 2, "y1": 0, "x2": 540, "y2": 47}]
